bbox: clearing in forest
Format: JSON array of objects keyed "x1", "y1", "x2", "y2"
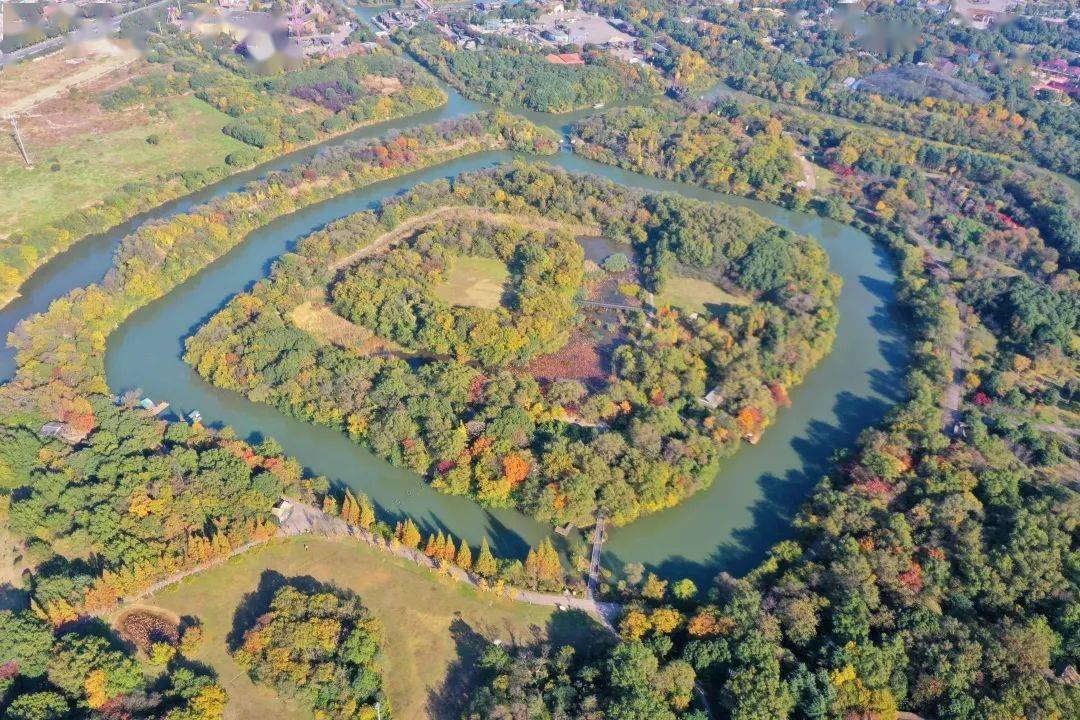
[
  {"x1": 289, "y1": 301, "x2": 400, "y2": 355},
  {"x1": 432, "y1": 255, "x2": 511, "y2": 310},
  {"x1": 656, "y1": 276, "x2": 750, "y2": 315},
  {"x1": 136, "y1": 536, "x2": 607, "y2": 720}
]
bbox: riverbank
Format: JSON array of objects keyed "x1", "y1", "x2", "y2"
[{"x1": 0, "y1": 63, "x2": 449, "y2": 311}]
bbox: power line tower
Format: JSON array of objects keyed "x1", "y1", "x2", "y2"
[{"x1": 7, "y1": 115, "x2": 32, "y2": 168}]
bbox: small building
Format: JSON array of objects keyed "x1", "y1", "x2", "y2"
[{"x1": 698, "y1": 387, "x2": 723, "y2": 410}]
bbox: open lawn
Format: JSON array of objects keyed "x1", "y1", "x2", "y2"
[
  {"x1": 0, "y1": 95, "x2": 244, "y2": 237},
  {"x1": 432, "y1": 255, "x2": 511, "y2": 310},
  {"x1": 135, "y1": 536, "x2": 606, "y2": 720},
  {"x1": 657, "y1": 275, "x2": 750, "y2": 315}
]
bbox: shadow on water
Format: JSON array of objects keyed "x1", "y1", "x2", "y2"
[{"x1": 7, "y1": 73, "x2": 911, "y2": 584}]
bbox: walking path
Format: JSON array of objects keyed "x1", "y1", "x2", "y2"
[
  {"x1": 587, "y1": 510, "x2": 606, "y2": 599},
  {"x1": 910, "y1": 230, "x2": 967, "y2": 433},
  {"x1": 274, "y1": 498, "x2": 621, "y2": 628}
]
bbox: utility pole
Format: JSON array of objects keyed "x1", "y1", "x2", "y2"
[
  {"x1": 375, "y1": 701, "x2": 382, "y2": 720},
  {"x1": 8, "y1": 115, "x2": 32, "y2": 168}
]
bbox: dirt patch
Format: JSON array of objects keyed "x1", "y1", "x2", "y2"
[
  {"x1": 0, "y1": 50, "x2": 152, "y2": 164},
  {"x1": 0, "y1": 40, "x2": 142, "y2": 116},
  {"x1": 115, "y1": 605, "x2": 182, "y2": 652},
  {"x1": 362, "y1": 74, "x2": 404, "y2": 95}
]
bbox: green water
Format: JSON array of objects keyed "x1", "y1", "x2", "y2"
[{"x1": 3, "y1": 76, "x2": 906, "y2": 583}]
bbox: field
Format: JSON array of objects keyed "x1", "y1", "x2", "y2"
[
  {"x1": 0, "y1": 94, "x2": 244, "y2": 237},
  {"x1": 289, "y1": 300, "x2": 402, "y2": 355},
  {"x1": 136, "y1": 536, "x2": 606, "y2": 720},
  {"x1": 656, "y1": 276, "x2": 750, "y2": 315},
  {"x1": 432, "y1": 255, "x2": 511, "y2": 310}
]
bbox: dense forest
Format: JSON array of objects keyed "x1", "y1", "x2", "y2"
[
  {"x1": 455, "y1": 89, "x2": 1080, "y2": 719},
  {"x1": 233, "y1": 583, "x2": 389, "y2": 718},
  {"x1": 2, "y1": 1, "x2": 1078, "y2": 716},
  {"x1": 466, "y1": 638, "x2": 704, "y2": 719},
  {"x1": 401, "y1": 23, "x2": 662, "y2": 112},
  {"x1": 330, "y1": 215, "x2": 584, "y2": 367},
  {"x1": 582, "y1": 0, "x2": 1080, "y2": 175},
  {"x1": 0, "y1": 609, "x2": 225, "y2": 720},
  {"x1": 572, "y1": 102, "x2": 801, "y2": 202},
  {"x1": 183, "y1": 163, "x2": 839, "y2": 526}
]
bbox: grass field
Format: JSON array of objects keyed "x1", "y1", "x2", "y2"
[
  {"x1": 0, "y1": 95, "x2": 244, "y2": 237},
  {"x1": 289, "y1": 300, "x2": 403, "y2": 356},
  {"x1": 657, "y1": 275, "x2": 750, "y2": 315},
  {"x1": 136, "y1": 536, "x2": 606, "y2": 720},
  {"x1": 432, "y1": 255, "x2": 511, "y2": 310}
]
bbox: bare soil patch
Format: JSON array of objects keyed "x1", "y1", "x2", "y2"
[
  {"x1": 0, "y1": 40, "x2": 142, "y2": 116},
  {"x1": 0, "y1": 47, "x2": 152, "y2": 164},
  {"x1": 362, "y1": 74, "x2": 404, "y2": 95},
  {"x1": 115, "y1": 605, "x2": 182, "y2": 653}
]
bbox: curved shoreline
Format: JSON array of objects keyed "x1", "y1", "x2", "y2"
[
  {"x1": 102, "y1": 147, "x2": 906, "y2": 584},
  {"x1": 3, "y1": 88, "x2": 906, "y2": 584}
]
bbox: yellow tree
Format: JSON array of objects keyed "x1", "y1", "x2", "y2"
[
  {"x1": 474, "y1": 537, "x2": 497, "y2": 578},
  {"x1": 456, "y1": 540, "x2": 473, "y2": 570}
]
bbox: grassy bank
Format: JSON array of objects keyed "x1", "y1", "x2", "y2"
[
  {"x1": 137, "y1": 536, "x2": 606, "y2": 720},
  {"x1": 0, "y1": 96, "x2": 244, "y2": 236}
]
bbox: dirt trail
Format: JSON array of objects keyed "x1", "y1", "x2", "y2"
[
  {"x1": 0, "y1": 42, "x2": 140, "y2": 116},
  {"x1": 910, "y1": 231, "x2": 966, "y2": 432},
  {"x1": 795, "y1": 152, "x2": 817, "y2": 191},
  {"x1": 328, "y1": 205, "x2": 601, "y2": 271}
]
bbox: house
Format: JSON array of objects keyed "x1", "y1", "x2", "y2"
[
  {"x1": 185, "y1": 9, "x2": 294, "y2": 62},
  {"x1": 698, "y1": 388, "x2": 723, "y2": 410}
]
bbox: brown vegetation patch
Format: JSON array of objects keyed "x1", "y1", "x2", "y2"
[
  {"x1": 0, "y1": 47, "x2": 152, "y2": 163},
  {"x1": 526, "y1": 330, "x2": 608, "y2": 384},
  {"x1": 289, "y1": 301, "x2": 400, "y2": 355},
  {"x1": 362, "y1": 74, "x2": 404, "y2": 95},
  {"x1": 116, "y1": 605, "x2": 181, "y2": 652}
]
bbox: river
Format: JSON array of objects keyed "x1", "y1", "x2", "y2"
[{"x1": 1, "y1": 56, "x2": 906, "y2": 585}]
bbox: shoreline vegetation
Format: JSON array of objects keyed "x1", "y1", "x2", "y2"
[
  {"x1": 182, "y1": 163, "x2": 840, "y2": 527},
  {"x1": 0, "y1": 112, "x2": 560, "y2": 620},
  {"x1": 0, "y1": 39, "x2": 449, "y2": 309}
]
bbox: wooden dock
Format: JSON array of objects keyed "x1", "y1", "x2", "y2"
[{"x1": 587, "y1": 510, "x2": 607, "y2": 600}]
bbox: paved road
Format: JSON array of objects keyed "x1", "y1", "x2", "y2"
[{"x1": 1, "y1": 0, "x2": 173, "y2": 66}]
